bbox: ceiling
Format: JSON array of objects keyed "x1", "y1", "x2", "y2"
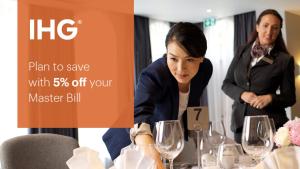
[{"x1": 134, "y1": 0, "x2": 300, "y2": 22}]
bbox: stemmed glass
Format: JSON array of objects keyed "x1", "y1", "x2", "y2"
[
  {"x1": 268, "y1": 118, "x2": 276, "y2": 150},
  {"x1": 268, "y1": 118, "x2": 276, "y2": 136},
  {"x1": 207, "y1": 120, "x2": 226, "y2": 147},
  {"x1": 217, "y1": 144, "x2": 244, "y2": 169},
  {"x1": 154, "y1": 120, "x2": 184, "y2": 169},
  {"x1": 241, "y1": 115, "x2": 274, "y2": 164},
  {"x1": 202, "y1": 120, "x2": 226, "y2": 168}
]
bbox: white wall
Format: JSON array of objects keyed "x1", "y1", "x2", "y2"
[
  {"x1": 286, "y1": 11, "x2": 300, "y2": 119},
  {"x1": 0, "y1": 0, "x2": 27, "y2": 145}
]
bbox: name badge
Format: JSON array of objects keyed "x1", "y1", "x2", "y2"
[
  {"x1": 262, "y1": 56, "x2": 274, "y2": 64},
  {"x1": 187, "y1": 106, "x2": 209, "y2": 130}
]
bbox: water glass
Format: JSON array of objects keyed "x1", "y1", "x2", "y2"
[
  {"x1": 241, "y1": 115, "x2": 273, "y2": 163},
  {"x1": 217, "y1": 144, "x2": 244, "y2": 169},
  {"x1": 154, "y1": 120, "x2": 184, "y2": 169},
  {"x1": 201, "y1": 120, "x2": 226, "y2": 168}
]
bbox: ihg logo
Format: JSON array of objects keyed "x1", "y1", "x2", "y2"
[{"x1": 30, "y1": 19, "x2": 78, "y2": 40}]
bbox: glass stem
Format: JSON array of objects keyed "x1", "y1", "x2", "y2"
[{"x1": 169, "y1": 159, "x2": 174, "y2": 169}]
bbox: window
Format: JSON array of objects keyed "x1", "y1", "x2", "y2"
[{"x1": 149, "y1": 19, "x2": 170, "y2": 62}]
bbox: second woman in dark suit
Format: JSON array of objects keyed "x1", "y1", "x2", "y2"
[{"x1": 222, "y1": 9, "x2": 296, "y2": 143}]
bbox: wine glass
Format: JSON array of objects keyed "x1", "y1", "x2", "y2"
[
  {"x1": 268, "y1": 118, "x2": 276, "y2": 136},
  {"x1": 207, "y1": 120, "x2": 226, "y2": 146},
  {"x1": 217, "y1": 143, "x2": 244, "y2": 169},
  {"x1": 202, "y1": 120, "x2": 226, "y2": 168},
  {"x1": 268, "y1": 118, "x2": 277, "y2": 149},
  {"x1": 154, "y1": 120, "x2": 184, "y2": 169},
  {"x1": 241, "y1": 115, "x2": 273, "y2": 164}
]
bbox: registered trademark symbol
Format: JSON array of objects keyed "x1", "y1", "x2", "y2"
[{"x1": 77, "y1": 20, "x2": 82, "y2": 24}]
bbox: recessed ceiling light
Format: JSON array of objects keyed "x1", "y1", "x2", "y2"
[{"x1": 206, "y1": 9, "x2": 212, "y2": 13}]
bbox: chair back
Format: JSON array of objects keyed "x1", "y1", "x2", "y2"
[{"x1": 0, "y1": 133, "x2": 79, "y2": 169}]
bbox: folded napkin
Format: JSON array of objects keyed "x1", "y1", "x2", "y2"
[
  {"x1": 111, "y1": 144, "x2": 156, "y2": 169},
  {"x1": 255, "y1": 146, "x2": 300, "y2": 169},
  {"x1": 66, "y1": 147, "x2": 105, "y2": 169}
]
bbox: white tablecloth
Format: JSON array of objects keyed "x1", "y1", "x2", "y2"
[{"x1": 255, "y1": 146, "x2": 300, "y2": 169}]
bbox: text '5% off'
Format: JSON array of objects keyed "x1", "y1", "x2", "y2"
[{"x1": 53, "y1": 77, "x2": 87, "y2": 87}]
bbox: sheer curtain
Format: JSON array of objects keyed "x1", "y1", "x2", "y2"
[
  {"x1": 149, "y1": 18, "x2": 170, "y2": 62},
  {"x1": 204, "y1": 16, "x2": 235, "y2": 139}
]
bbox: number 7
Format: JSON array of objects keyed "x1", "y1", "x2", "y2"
[{"x1": 194, "y1": 108, "x2": 202, "y2": 121}]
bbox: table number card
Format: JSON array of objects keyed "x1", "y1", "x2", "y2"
[{"x1": 187, "y1": 106, "x2": 209, "y2": 130}]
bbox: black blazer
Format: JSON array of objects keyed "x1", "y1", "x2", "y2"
[
  {"x1": 103, "y1": 57, "x2": 213, "y2": 160},
  {"x1": 222, "y1": 44, "x2": 296, "y2": 132}
]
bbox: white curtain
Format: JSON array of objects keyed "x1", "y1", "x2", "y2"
[
  {"x1": 149, "y1": 18, "x2": 170, "y2": 62},
  {"x1": 204, "y1": 16, "x2": 235, "y2": 139}
]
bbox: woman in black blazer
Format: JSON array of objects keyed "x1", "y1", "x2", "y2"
[
  {"x1": 103, "y1": 22, "x2": 213, "y2": 168},
  {"x1": 222, "y1": 9, "x2": 296, "y2": 143}
]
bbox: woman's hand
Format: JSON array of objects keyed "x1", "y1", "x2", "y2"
[
  {"x1": 241, "y1": 91, "x2": 257, "y2": 104},
  {"x1": 135, "y1": 134, "x2": 165, "y2": 169},
  {"x1": 250, "y1": 94, "x2": 272, "y2": 109},
  {"x1": 138, "y1": 144, "x2": 165, "y2": 169}
]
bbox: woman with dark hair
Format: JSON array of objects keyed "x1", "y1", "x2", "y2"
[
  {"x1": 103, "y1": 22, "x2": 213, "y2": 168},
  {"x1": 222, "y1": 9, "x2": 296, "y2": 143}
]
